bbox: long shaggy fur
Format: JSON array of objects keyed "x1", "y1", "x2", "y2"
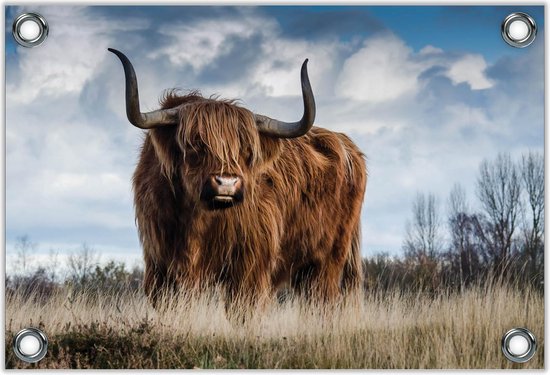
[{"x1": 133, "y1": 91, "x2": 367, "y2": 307}]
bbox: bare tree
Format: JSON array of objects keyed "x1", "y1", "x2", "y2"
[
  {"x1": 476, "y1": 153, "x2": 521, "y2": 273},
  {"x1": 403, "y1": 192, "x2": 443, "y2": 262},
  {"x1": 446, "y1": 184, "x2": 482, "y2": 286},
  {"x1": 448, "y1": 183, "x2": 469, "y2": 219},
  {"x1": 67, "y1": 243, "x2": 100, "y2": 288},
  {"x1": 46, "y1": 248, "x2": 60, "y2": 283},
  {"x1": 520, "y1": 151, "x2": 544, "y2": 278},
  {"x1": 13, "y1": 235, "x2": 36, "y2": 276}
]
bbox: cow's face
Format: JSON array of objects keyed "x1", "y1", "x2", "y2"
[
  {"x1": 108, "y1": 49, "x2": 315, "y2": 210},
  {"x1": 174, "y1": 100, "x2": 279, "y2": 210}
]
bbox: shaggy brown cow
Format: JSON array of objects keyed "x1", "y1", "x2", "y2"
[{"x1": 109, "y1": 48, "x2": 367, "y2": 309}]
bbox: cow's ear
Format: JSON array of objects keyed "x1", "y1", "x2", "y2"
[
  {"x1": 258, "y1": 135, "x2": 282, "y2": 167},
  {"x1": 150, "y1": 127, "x2": 179, "y2": 177}
]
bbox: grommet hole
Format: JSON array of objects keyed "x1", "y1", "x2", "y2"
[
  {"x1": 501, "y1": 12, "x2": 537, "y2": 48},
  {"x1": 13, "y1": 328, "x2": 48, "y2": 363},
  {"x1": 507, "y1": 335, "x2": 530, "y2": 357},
  {"x1": 508, "y1": 20, "x2": 529, "y2": 42},
  {"x1": 501, "y1": 328, "x2": 537, "y2": 363},
  {"x1": 18, "y1": 19, "x2": 41, "y2": 42},
  {"x1": 18, "y1": 335, "x2": 41, "y2": 357},
  {"x1": 12, "y1": 13, "x2": 49, "y2": 48}
]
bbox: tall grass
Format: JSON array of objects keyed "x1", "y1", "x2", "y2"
[{"x1": 5, "y1": 282, "x2": 543, "y2": 369}]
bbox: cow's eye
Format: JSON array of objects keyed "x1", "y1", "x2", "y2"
[
  {"x1": 244, "y1": 150, "x2": 254, "y2": 167},
  {"x1": 185, "y1": 149, "x2": 201, "y2": 166},
  {"x1": 188, "y1": 143, "x2": 205, "y2": 153}
]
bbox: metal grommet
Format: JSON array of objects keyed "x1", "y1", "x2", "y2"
[
  {"x1": 13, "y1": 328, "x2": 48, "y2": 363},
  {"x1": 501, "y1": 328, "x2": 537, "y2": 363},
  {"x1": 501, "y1": 12, "x2": 537, "y2": 48},
  {"x1": 12, "y1": 13, "x2": 49, "y2": 48}
]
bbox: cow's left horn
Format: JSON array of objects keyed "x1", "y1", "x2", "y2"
[
  {"x1": 254, "y1": 59, "x2": 316, "y2": 138},
  {"x1": 108, "y1": 48, "x2": 179, "y2": 129}
]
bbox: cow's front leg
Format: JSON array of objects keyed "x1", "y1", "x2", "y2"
[
  {"x1": 291, "y1": 260, "x2": 344, "y2": 304},
  {"x1": 144, "y1": 253, "x2": 201, "y2": 308},
  {"x1": 224, "y1": 268, "x2": 272, "y2": 323},
  {"x1": 143, "y1": 259, "x2": 176, "y2": 308}
]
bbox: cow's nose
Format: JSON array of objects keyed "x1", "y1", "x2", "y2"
[
  {"x1": 201, "y1": 175, "x2": 244, "y2": 206},
  {"x1": 214, "y1": 176, "x2": 239, "y2": 187}
]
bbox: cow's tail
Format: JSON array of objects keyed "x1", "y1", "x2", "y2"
[{"x1": 341, "y1": 222, "x2": 364, "y2": 296}]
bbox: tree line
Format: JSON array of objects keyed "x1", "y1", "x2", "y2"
[
  {"x1": 6, "y1": 240, "x2": 143, "y2": 301},
  {"x1": 364, "y1": 151, "x2": 544, "y2": 293}
]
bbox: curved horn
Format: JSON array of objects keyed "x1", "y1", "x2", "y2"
[
  {"x1": 254, "y1": 59, "x2": 316, "y2": 138},
  {"x1": 108, "y1": 48, "x2": 179, "y2": 129}
]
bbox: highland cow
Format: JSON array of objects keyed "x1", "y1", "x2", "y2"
[{"x1": 109, "y1": 48, "x2": 367, "y2": 309}]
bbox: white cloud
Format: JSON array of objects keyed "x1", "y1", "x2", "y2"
[
  {"x1": 252, "y1": 39, "x2": 341, "y2": 98},
  {"x1": 146, "y1": 15, "x2": 340, "y2": 100},
  {"x1": 6, "y1": 7, "x2": 148, "y2": 238},
  {"x1": 446, "y1": 54, "x2": 493, "y2": 90},
  {"x1": 6, "y1": 118, "x2": 136, "y2": 230},
  {"x1": 419, "y1": 45, "x2": 444, "y2": 55},
  {"x1": 48, "y1": 172, "x2": 128, "y2": 200},
  {"x1": 149, "y1": 16, "x2": 277, "y2": 71},
  {"x1": 8, "y1": 6, "x2": 148, "y2": 104},
  {"x1": 336, "y1": 35, "x2": 493, "y2": 103},
  {"x1": 336, "y1": 34, "x2": 426, "y2": 102}
]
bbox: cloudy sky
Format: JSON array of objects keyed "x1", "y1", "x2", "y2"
[{"x1": 6, "y1": 5, "x2": 544, "y2": 270}]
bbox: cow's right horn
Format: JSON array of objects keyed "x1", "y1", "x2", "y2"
[
  {"x1": 108, "y1": 48, "x2": 179, "y2": 129},
  {"x1": 254, "y1": 59, "x2": 316, "y2": 138}
]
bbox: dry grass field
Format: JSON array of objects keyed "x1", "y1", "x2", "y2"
[{"x1": 5, "y1": 283, "x2": 543, "y2": 369}]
